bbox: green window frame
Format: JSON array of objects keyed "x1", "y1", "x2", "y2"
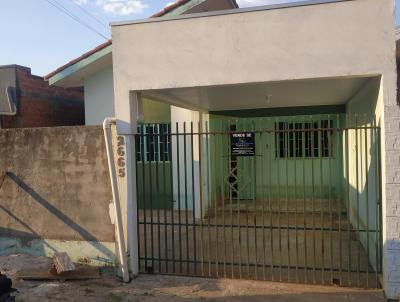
[
  {"x1": 275, "y1": 120, "x2": 333, "y2": 158},
  {"x1": 136, "y1": 124, "x2": 172, "y2": 162}
]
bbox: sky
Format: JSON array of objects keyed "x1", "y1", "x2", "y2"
[{"x1": 1, "y1": 0, "x2": 399, "y2": 76}]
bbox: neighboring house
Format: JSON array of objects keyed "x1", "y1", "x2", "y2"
[
  {"x1": 0, "y1": 65, "x2": 84, "y2": 128},
  {"x1": 45, "y1": 0, "x2": 239, "y2": 125}
]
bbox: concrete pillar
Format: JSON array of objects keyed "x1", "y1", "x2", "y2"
[
  {"x1": 114, "y1": 88, "x2": 140, "y2": 277},
  {"x1": 379, "y1": 72, "x2": 400, "y2": 299},
  {"x1": 382, "y1": 102, "x2": 400, "y2": 299}
]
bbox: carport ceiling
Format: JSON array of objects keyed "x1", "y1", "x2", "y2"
[{"x1": 144, "y1": 76, "x2": 374, "y2": 111}]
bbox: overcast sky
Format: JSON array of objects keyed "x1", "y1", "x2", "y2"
[{"x1": 1, "y1": 0, "x2": 399, "y2": 76}]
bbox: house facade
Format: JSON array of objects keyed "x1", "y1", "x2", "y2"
[{"x1": 108, "y1": 0, "x2": 399, "y2": 299}]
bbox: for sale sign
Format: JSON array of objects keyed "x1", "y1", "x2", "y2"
[{"x1": 230, "y1": 132, "x2": 256, "y2": 156}]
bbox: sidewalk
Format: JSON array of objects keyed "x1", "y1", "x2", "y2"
[{"x1": 0, "y1": 254, "x2": 385, "y2": 302}]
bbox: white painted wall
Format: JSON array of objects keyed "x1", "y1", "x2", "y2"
[
  {"x1": 171, "y1": 106, "x2": 201, "y2": 217},
  {"x1": 112, "y1": 0, "x2": 395, "y2": 118},
  {"x1": 84, "y1": 65, "x2": 115, "y2": 125},
  {"x1": 345, "y1": 77, "x2": 382, "y2": 272}
]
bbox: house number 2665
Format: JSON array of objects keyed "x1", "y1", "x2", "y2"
[{"x1": 117, "y1": 136, "x2": 126, "y2": 177}]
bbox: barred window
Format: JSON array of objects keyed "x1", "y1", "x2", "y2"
[
  {"x1": 275, "y1": 120, "x2": 333, "y2": 158},
  {"x1": 136, "y1": 124, "x2": 172, "y2": 162}
]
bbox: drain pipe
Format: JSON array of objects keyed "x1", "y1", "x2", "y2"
[
  {"x1": 1, "y1": 87, "x2": 18, "y2": 129},
  {"x1": 103, "y1": 117, "x2": 130, "y2": 283},
  {"x1": 1, "y1": 87, "x2": 17, "y2": 116}
]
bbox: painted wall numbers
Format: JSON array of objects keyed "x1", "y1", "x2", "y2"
[{"x1": 117, "y1": 136, "x2": 126, "y2": 177}]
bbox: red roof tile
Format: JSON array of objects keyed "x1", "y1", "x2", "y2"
[{"x1": 45, "y1": 40, "x2": 112, "y2": 80}]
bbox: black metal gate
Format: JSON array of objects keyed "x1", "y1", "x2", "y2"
[{"x1": 135, "y1": 115, "x2": 382, "y2": 288}]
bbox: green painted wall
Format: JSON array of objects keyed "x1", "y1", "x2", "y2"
[
  {"x1": 142, "y1": 98, "x2": 171, "y2": 123},
  {"x1": 137, "y1": 100, "x2": 172, "y2": 210},
  {"x1": 137, "y1": 162, "x2": 173, "y2": 210},
  {"x1": 209, "y1": 113, "x2": 345, "y2": 204}
]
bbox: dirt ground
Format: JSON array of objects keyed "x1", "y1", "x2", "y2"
[{"x1": 0, "y1": 254, "x2": 386, "y2": 302}]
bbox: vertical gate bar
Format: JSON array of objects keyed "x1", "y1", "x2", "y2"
[
  {"x1": 219, "y1": 122, "x2": 227, "y2": 278},
  {"x1": 191, "y1": 122, "x2": 197, "y2": 276},
  {"x1": 320, "y1": 124, "x2": 325, "y2": 284},
  {"x1": 198, "y1": 121, "x2": 205, "y2": 277},
  {"x1": 148, "y1": 125, "x2": 155, "y2": 271},
  {"x1": 337, "y1": 115, "x2": 343, "y2": 286},
  {"x1": 243, "y1": 119, "x2": 248, "y2": 279},
  {"x1": 237, "y1": 120, "x2": 243, "y2": 279},
  {"x1": 183, "y1": 122, "x2": 190, "y2": 274},
  {"x1": 373, "y1": 117, "x2": 379, "y2": 288},
  {"x1": 285, "y1": 122, "x2": 290, "y2": 282},
  {"x1": 293, "y1": 117, "x2": 299, "y2": 283},
  {"x1": 302, "y1": 117, "x2": 308, "y2": 283},
  {"x1": 253, "y1": 121, "x2": 258, "y2": 280},
  {"x1": 135, "y1": 131, "x2": 141, "y2": 273},
  {"x1": 162, "y1": 126, "x2": 168, "y2": 273},
  {"x1": 311, "y1": 118, "x2": 316, "y2": 284},
  {"x1": 205, "y1": 121, "x2": 212, "y2": 277},
  {"x1": 245, "y1": 120, "x2": 250, "y2": 279},
  {"x1": 345, "y1": 115, "x2": 351, "y2": 287},
  {"x1": 332, "y1": 115, "x2": 337, "y2": 284},
  {"x1": 355, "y1": 115, "x2": 360, "y2": 287},
  {"x1": 364, "y1": 114, "x2": 370, "y2": 288},
  {"x1": 277, "y1": 118, "x2": 282, "y2": 282},
  {"x1": 176, "y1": 122, "x2": 183, "y2": 274},
  {"x1": 328, "y1": 116, "x2": 333, "y2": 283},
  {"x1": 155, "y1": 125, "x2": 161, "y2": 273},
  {"x1": 170, "y1": 126, "x2": 176, "y2": 274},
  {"x1": 260, "y1": 120, "x2": 266, "y2": 281},
  {"x1": 141, "y1": 124, "x2": 148, "y2": 271},
  {"x1": 229, "y1": 120, "x2": 234, "y2": 279},
  {"x1": 374, "y1": 117, "x2": 381, "y2": 288},
  {"x1": 213, "y1": 129, "x2": 220, "y2": 278},
  {"x1": 240, "y1": 120, "x2": 247, "y2": 278},
  {"x1": 268, "y1": 120, "x2": 274, "y2": 281}
]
